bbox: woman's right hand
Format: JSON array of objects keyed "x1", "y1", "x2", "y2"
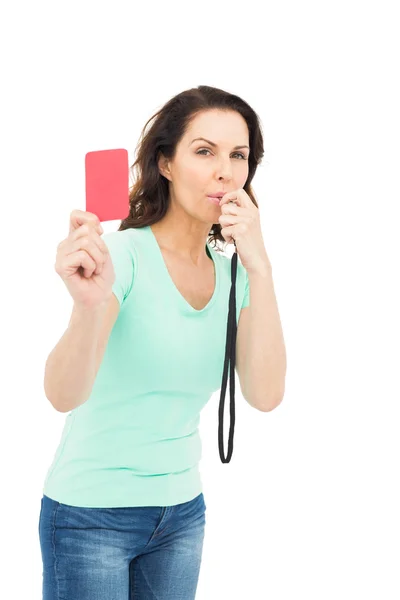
[{"x1": 55, "y1": 209, "x2": 115, "y2": 309}]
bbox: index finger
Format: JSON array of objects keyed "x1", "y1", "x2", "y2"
[{"x1": 69, "y1": 209, "x2": 102, "y2": 235}]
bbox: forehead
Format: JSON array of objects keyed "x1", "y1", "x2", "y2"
[{"x1": 184, "y1": 110, "x2": 249, "y2": 144}]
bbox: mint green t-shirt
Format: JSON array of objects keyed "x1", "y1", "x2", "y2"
[{"x1": 43, "y1": 225, "x2": 250, "y2": 508}]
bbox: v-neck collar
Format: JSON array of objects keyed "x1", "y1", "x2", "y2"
[{"x1": 146, "y1": 225, "x2": 220, "y2": 314}]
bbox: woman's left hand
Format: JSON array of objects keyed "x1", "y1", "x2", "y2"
[{"x1": 218, "y1": 189, "x2": 271, "y2": 274}]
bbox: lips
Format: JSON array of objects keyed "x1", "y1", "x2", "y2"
[
  {"x1": 207, "y1": 196, "x2": 221, "y2": 205},
  {"x1": 207, "y1": 193, "x2": 225, "y2": 198}
]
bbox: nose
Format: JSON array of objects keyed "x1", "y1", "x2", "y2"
[{"x1": 216, "y1": 158, "x2": 233, "y2": 183}]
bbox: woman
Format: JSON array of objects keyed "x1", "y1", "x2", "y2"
[{"x1": 39, "y1": 85, "x2": 286, "y2": 599}]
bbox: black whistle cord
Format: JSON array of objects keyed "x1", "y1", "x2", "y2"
[{"x1": 218, "y1": 239, "x2": 238, "y2": 463}]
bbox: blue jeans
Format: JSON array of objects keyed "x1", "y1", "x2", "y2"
[{"x1": 38, "y1": 492, "x2": 206, "y2": 599}]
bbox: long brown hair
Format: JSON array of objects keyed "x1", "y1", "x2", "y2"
[{"x1": 118, "y1": 85, "x2": 265, "y2": 252}]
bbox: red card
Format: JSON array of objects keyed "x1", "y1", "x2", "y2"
[{"x1": 85, "y1": 149, "x2": 129, "y2": 222}]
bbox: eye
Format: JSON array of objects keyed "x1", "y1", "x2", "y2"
[
  {"x1": 196, "y1": 148, "x2": 247, "y2": 160},
  {"x1": 196, "y1": 149, "x2": 212, "y2": 156}
]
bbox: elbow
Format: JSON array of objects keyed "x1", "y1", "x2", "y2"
[
  {"x1": 44, "y1": 382, "x2": 87, "y2": 413},
  {"x1": 44, "y1": 390, "x2": 76, "y2": 413},
  {"x1": 46, "y1": 395, "x2": 69, "y2": 413},
  {"x1": 53, "y1": 403, "x2": 70, "y2": 414},
  {"x1": 255, "y1": 388, "x2": 285, "y2": 413},
  {"x1": 44, "y1": 384, "x2": 65, "y2": 413},
  {"x1": 258, "y1": 399, "x2": 282, "y2": 412}
]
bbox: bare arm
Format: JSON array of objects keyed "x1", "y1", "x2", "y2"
[
  {"x1": 43, "y1": 295, "x2": 120, "y2": 413},
  {"x1": 236, "y1": 265, "x2": 286, "y2": 412}
]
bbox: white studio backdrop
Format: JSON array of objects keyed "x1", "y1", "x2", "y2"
[{"x1": 1, "y1": 1, "x2": 399, "y2": 598}]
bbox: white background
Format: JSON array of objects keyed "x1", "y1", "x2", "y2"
[{"x1": 1, "y1": 1, "x2": 399, "y2": 598}]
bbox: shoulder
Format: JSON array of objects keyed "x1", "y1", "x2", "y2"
[
  {"x1": 102, "y1": 228, "x2": 138, "y2": 244},
  {"x1": 101, "y1": 228, "x2": 145, "y2": 255}
]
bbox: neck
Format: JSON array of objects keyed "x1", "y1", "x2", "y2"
[{"x1": 149, "y1": 222, "x2": 212, "y2": 267}]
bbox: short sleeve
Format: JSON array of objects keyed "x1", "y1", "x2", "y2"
[
  {"x1": 102, "y1": 231, "x2": 135, "y2": 307},
  {"x1": 241, "y1": 269, "x2": 250, "y2": 308}
]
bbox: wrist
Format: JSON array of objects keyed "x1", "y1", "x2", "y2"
[{"x1": 73, "y1": 300, "x2": 110, "y2": 315}]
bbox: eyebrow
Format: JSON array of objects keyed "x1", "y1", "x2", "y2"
[{"x1": 190, "y1": 137, "x2": 250, "y2": 150}]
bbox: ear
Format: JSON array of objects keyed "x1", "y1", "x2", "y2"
[{"x1": 158, "y1": 153, "x2": 172, "y2": 181}]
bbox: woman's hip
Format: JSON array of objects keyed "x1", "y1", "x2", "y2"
[{"x1": 38, "y1": 492, "x2": 206, "y2": 600}]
